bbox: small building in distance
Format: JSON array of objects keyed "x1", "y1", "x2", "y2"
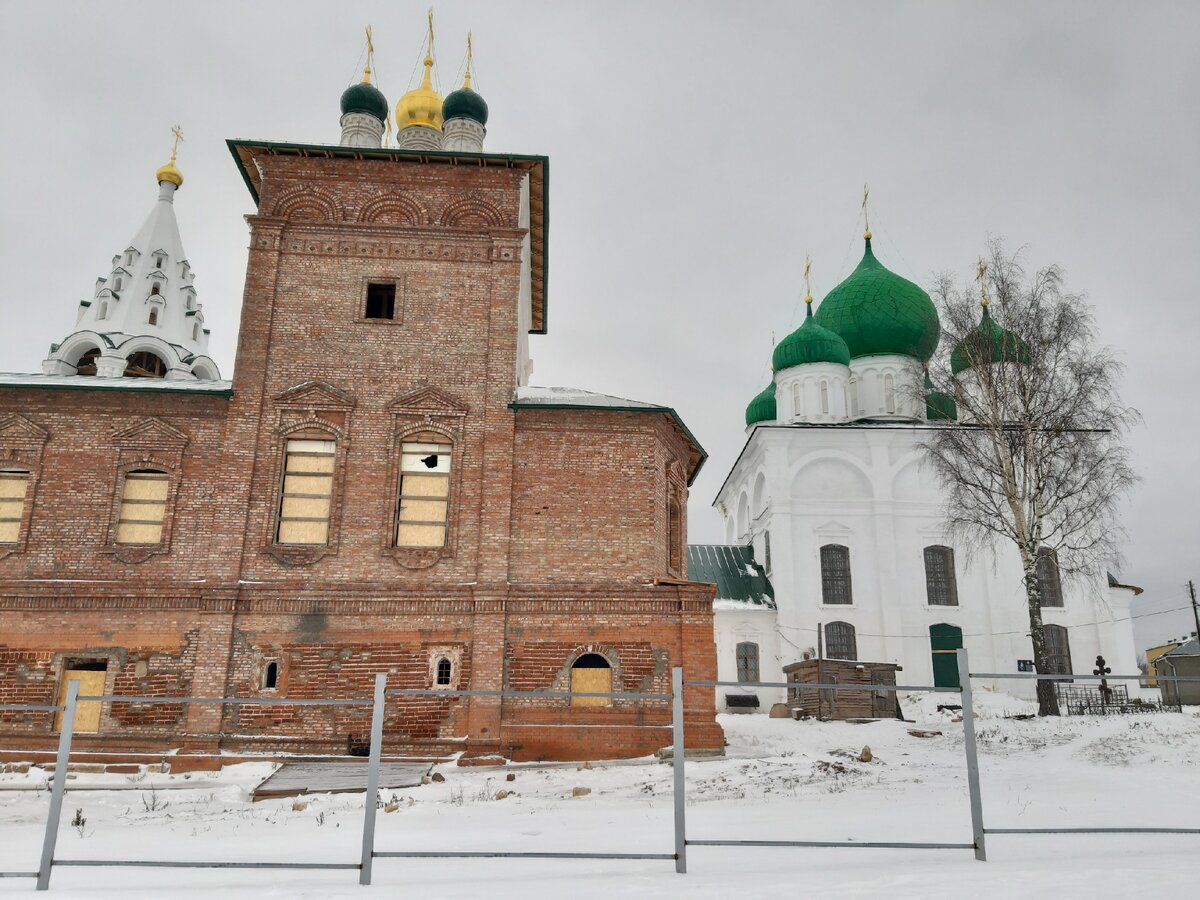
[{"x1": 1154, "y1": 639, "x2": 1200, "y2": 706}]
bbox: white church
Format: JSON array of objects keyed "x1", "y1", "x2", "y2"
[{"x1": 695, "y1": 231, "x2": 1141, "y2": 712}]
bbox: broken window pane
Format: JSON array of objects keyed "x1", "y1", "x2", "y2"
[{"x1": 396, "y1": 440, "x2": 451, "y2": 547}]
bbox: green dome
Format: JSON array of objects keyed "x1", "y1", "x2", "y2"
[
  {"x1": 950, "y1": 307, "x2": 1031, "y2": 374},
  {"x1": 340, "y1": 81, "x2": 389, "y2": 122},
  {"x1": 443, "y1": 87, "x2": 489, "y2": 126},
  {"x1": 772, "y1": 303, "x2": 852, "y2": 371},
  {"x1": 745, "y1": 382, "x2": 777, "y2": 427},
  {"x1": 814, "y1": 238, "x2": 940, "y2": 362}
]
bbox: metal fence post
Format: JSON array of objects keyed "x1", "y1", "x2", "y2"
[
  {"x1": 671, "y1": 666, "x2": 687, "y2": 874},
  {"x1": 359, "y1": 672, "x2": 388, "y2": 885},
  {"x1": 957, "y1": 649, "x2": 987, "y2": 862},
  {"x1": 37, "y1": 679, "x2": 78, "y2": 891}
]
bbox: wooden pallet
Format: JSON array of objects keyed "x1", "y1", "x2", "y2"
[{"x1": 252, "y1": 761, "x2": 431, "y2": 800}]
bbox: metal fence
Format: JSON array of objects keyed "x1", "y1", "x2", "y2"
[{"x1": 2, "y1": 652, "x2": 1200, "y2": 890}]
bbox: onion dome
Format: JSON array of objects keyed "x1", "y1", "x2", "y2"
[
  {"x1": 924, "y1": 368, "x2": 958, "y2": 421},
  {"x1": 950, "y1": 305, "x2": 1031, "y2": 374},
  {"x1": 745, "y1": 382, "x2": 777, "y2": 427},
  {"x1": 396, "y1": 54, "x2": 444, "y2": 132},
  {"x1": 341, "y1": 71, "x2": 389, "y2": 122},
  {"x1": 814, "y1": 237, "x2": 940, "y2": 362},
  {"x1": 443, "y1": 83, "x2": 488, "y2": 126},
  {"x1": 155, "y1": 160, "x2": 183, "y2": 188},
  {"x1": 773, "y1": 298, "x2": 851, "y2": 372}
]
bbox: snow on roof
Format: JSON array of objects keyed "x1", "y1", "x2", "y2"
[
  {"x1": 0, "y1": 373, "x2": 232, "y2": 395},
  {"x1": 513, "y1": 385, "x2": 666, "y2": 410}
]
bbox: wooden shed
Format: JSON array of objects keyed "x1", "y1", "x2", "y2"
[{"x1": 783, "y1": 659, "x2": 902, "y2": 720}]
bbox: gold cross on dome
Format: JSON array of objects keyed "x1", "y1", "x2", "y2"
[
  {"x1": 364, "y1": 25, "x2": 375, "y2": 82},
  {"x1": 862, "y1": 183, "x2": 871, "y2": 239},
  {"x1": 976, "y1": 257, "x2": 989, "y2": 307},
  {"x1": 169, "y1": 125, "x2": 184, "y2": 163},
  {"x1": 804, "y1": 255, "x2": 813, "y2": 303}
]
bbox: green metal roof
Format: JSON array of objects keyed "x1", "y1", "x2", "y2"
[
  {"x1": 443, "y1": 86, "x2": 488, "y2": 126},
  {"x1": 687, "y1": 544, "x2": 775, "y2": 607},
  {"x1": 815, "y1": 237, "x2": 940, "y2": 362},
  {"x1": 745, "y1": 382, "x2": 777, "y2": 426},
  {"x1": 340, "y1": 82, "x2": 388, "y2": 122},
  {"x1": 950, "y1": 307, "x2": 1032, "y2": 374},
  {"x1": 772, "y1": 304, "x2": 851, "y2": 371}
]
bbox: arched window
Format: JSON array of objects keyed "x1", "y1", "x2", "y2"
[
  {"x1": 793, "y1": 382, "x2": 804, "y2": 418},
  {"x1": 1035, "y1": 548, "x2": 1064, "y2": 607},
  {"x1": 435, "y1": 657, "x2": 452, "y2": 686},
  {"x1": 124, "y1": 351, "x2": 167, "y2": 378},
  {"x1": 570, "y1": 653, "x2": 612, "y2": 707},
  {"x1": 667, "y1": 498, "x2": 682, "y2": 574},
  {"x1": 884, "y1": 374, "x2": 897, "y2": 414},
  {"x1": 154, "y1": 255, "x2": 165, "y2": 270},
  {"x1": 1042, "y1": 624, "x2": 1072, "y2": 675},
  {"x1": 820, "y1": 380, "x2": 830, "y2": 414},
  {"x1": 824, "y1": 622, "x2": 857, "y2": 661},
  {"x1": 849, "y1": 378, "x2": 859, "y2": 415},
  {"x1": 97, "y1": 301, "x2": 108, "y2": 321},
  {"x1": 277, "y1": 434, "x2": 336, "y2": 545},
  {"x1": 736, "y1": 641, "x2": 760, "y2": 683},
  {"x1": 0, "y1": 469, "x2": 31, "y2": 543},
  {"x1": 820, "y1": 544, "x2": 852, "y2": 604},
  {"x1": 396, "y1": 438, "x2": 452, "y2": 548},
  {"x1": 263, "y1": 661, "x2": 279, "y2": 690},
  {"x1": 115, "y1": 469, "x2": 169, "y2": 544},
  {"x1": 151, "y1": 283, "x2": 161, "y2": 296},
  {"x1": 192, "y1": 322, "x2": 200, "y2": 341},
  {"x1": 77, "y1": 348, "x2": 100, "y2": 376},
  {"x1": 113, "y1": 276, "x2": 123, "y2": 292},
  {"x1": 923, "y1": 546, "x2": 959, "y2": 606},
  {"x1": 148, "y1": 308, "x2": 158, "y2": 326}
]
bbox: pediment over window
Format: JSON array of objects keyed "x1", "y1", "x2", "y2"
[
  {"x1": 112, "y1": 417, "x2": 189, "y2": 450},
  {"x1": 0, "y1": 414, "x2": 49, "y2": 449},
  {"x1": 388, "y1": 384, "x2": 469, "y2": 418},
  {"x1": 813, "y1": 520, "x2": 853, "y2": 539},
  {"x1": 273, "y1": 380, "x2": 356, "y2": 410}
]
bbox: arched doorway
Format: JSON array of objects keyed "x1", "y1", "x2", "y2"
[
  {"x1": 570, "y1": 653, "x2": 612, "y2": 707},
  {"x1": 930, "y1": 623, "x2": 963, "y2": 689}
]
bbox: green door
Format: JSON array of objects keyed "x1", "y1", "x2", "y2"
[{"x1": 930, "y1": 624, "x2": 963, "y2": 689}]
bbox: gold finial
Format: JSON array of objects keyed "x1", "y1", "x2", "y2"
[
  {"x1": 395, "y1": 10, "x2": 444, "y2": 131},
  {"x1": 803, "y1": 255, "x2": 813, "y2": 306},
  {"x1": 464, "y1": 31, "x2": 473, "y2": 89},
  {"x1": 156, "y1": 125, "x2": 185, "y2": 187},
  {"x1": 862, "y1": 183, "x2": 872, "y2": 240},
  {"x1": 976, "y1": 257, "x2": 990, "y2": 307},
  {"x1": 363, "y1": 25, "x2": 375, "y2": 83},
  {"x1": 425, "y1": 8, "x2": 435, "y2": 70}
]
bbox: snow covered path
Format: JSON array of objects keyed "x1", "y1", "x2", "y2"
[{"x1": 1, "y1": 695, "x2": 1197, "y2": 899}]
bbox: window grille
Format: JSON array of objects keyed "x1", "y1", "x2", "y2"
[
  {"x1": 277, "y1": 438, "x2": 336, "y2": 545},
  {"x1": 820, "y1": 544, "x2": 852, "y2": 604},
  {"x1": 1042, "y1": 624, "x2": 1072, "y2": 675},
  {"x1": 436, "y1": 657, "x2": 452, "y2": 686},
  {"x1": 1036, "y1": 548, "x2": 1064, "y2": 607},
  {"x1": 115, "y1": 470, "x2": 169, "y2": 544},
  {"x1": 396, "y1": 441, "x2": 451, "y2": 547},
  {"x1": 824, "y1": 621, "x2": 857, "y2": 661},
  {"x1": 0, "y1": 470, "x2": 30, "y2": 543},
  {"x1": 924, "y1": 545, "x2": 959, "y2": 606},
  {"x1": 735, "y1": 641, "x2": 760, "y2": 683}
]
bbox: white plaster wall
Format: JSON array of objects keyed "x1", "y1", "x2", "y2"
[
  {"x1": 715, "y1": 424, "x2": 1140, "y2": 702},
  {"x1": 714, "y1": 607, "x2": 784, "y2": 711},
  {"x1": 776, "y1": 362, "x2": 850, "y2": 424},
  {"x1": 849, "y1": 355, "x2": 924, "y2": 420}
]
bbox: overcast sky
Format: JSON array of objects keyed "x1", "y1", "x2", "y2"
[{"x1": 1, "y1": 1, "x2": 1197, "y2": 650}]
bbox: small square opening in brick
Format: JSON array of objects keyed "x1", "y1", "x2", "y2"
[{"x1": 365, "y1": 282, "x2": 397, "y2": 320}]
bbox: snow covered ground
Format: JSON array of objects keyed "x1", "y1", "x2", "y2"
[{"x1": 2, "y1": 691, "x2": 1197, "y2": 899}]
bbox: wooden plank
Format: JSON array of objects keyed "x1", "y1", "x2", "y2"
[{"x1": 252, "y1": 761, "x2": 430, "y2": 801}]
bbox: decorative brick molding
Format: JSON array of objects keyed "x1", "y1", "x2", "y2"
[{"x1": 0, "y1": 414, "x2": 49, "y2": 559}]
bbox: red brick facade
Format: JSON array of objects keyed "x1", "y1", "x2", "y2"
[{"x1": 0, "y1": 145, "x2": 722, "y2": 763}]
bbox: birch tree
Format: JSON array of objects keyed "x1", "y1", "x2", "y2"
[{"x1": 923, "y1": 242, "x2": 1138, "y2": 715}]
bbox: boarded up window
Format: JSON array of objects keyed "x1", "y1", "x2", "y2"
[
  {"x1": 277, "y1": 438, "x2": 336, "y2": 545},
  {"x1": 825, "y1": 621, "x2": 857, "y2": 661},
  {"x1": 0, "y1": 470, "x2": 30, "y2": 543},
  {"x1": 1036, "y1": 548, "x2": 1064, "y2": 607},
  {"x1": 820, "y1": 544, "x2": 852, "y2": 604},
  {"x1": 570, "y1": 653, "x2": 612, "y2": 707},
  {"x1": 924, "y1": 545, "x2": 959, "y2": 606},
  {"x1": 396, "y1": 441, "x2": 451, "y2": 548},
  {"x1": 115, "y1": 470, "x2": 169, "y2": 544},
  {"x1": 736, "y1": 641, "x2": 760, "y2": 683},
  {"x1": 1043, "y1": 624, "x2": 1072, "y2": 674}
]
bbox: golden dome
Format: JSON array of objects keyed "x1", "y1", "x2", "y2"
[
  {"x1": 155, "y1": 160, "x2": 183, "y2": 187},
  {"x1": 396, "y1": 55, "x2": 443, "y2": 132}
]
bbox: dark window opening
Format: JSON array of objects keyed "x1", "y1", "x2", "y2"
[
  {"x1": 263, "y1": 661, "x2": 279, "y2": 689},
  {"x1": 736, "y1": 641, "x2": 760, "y2": 683},
  {"x1": 924, "y1": 545, "x2": 959, "y2": 606},
  {"x1": 436, "y1": 657, "x2": 452, "y2": 686},
  {"x1": 824, "y1": 622, "x2": 858, "y2": 661},
  {"x1": 1036, "y1": 548, "x2": 1064, "y2": 607},
  {"x1": 77, "y1": 348, "x2": 101, "y2": 376},
  {"x1": 820, "y1": 544, "x2": 853, "y2": 604},
  {"x1": 365, "y1": 282, "x2": 397, "y2": 320},
  {"x1": 65, "y1": 659, "x2": 108, "y2": 672},
  {"x1": 151, "y1": 283, "x2": 160, "y2": 296},
  {"x1": 124, "y1": 351, "x2": 168, "y2": 378},
  {"x1": 148, "y1": 308, "x2": 158, "y2": 326},
  {"x1": 572, "y1": 653, "x2": 610, "y2": 669}
]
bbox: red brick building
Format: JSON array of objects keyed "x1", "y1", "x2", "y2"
[{"x1": 0, "y1": 71, "x2": 722, "y2": 763}]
